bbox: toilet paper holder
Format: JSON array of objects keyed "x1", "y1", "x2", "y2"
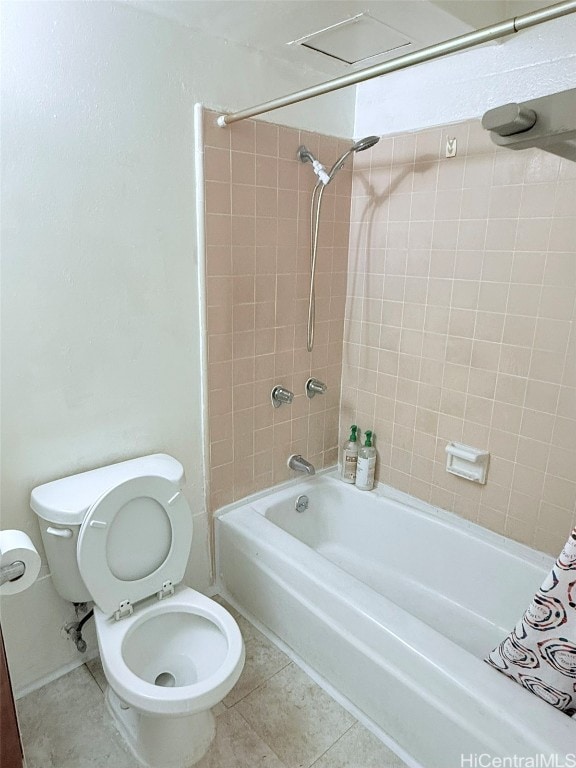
[
  {"x1": 0, "y1": 529, "x2": 42, "y2": 594},
  {"x1": 0, "y1": 559, "x2": 26, "y2": 587}
]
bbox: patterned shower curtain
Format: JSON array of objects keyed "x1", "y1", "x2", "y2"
[{"x1": 485, "y1": 527, "x2": 576, "y2": 716}]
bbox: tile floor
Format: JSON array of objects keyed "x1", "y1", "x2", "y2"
[{"x1": 16, "y1": 599, "x2": 407, "y2": 768}]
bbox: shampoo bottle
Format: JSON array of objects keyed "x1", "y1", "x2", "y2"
[
  {"x1": 356, "y1": 430, "x2": 376, "y2": 491},
  {"x1": 341, "y1": 425, "x2": 358, "y2": 484}
]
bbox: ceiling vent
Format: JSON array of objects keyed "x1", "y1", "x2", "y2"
[{"x1": 290, "y1": 13, "x2": 413, "y2": 65}]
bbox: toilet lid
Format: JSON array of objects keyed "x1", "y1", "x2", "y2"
[{"x1": 77, "y1": 476, "x2": 193, "y2": 618}]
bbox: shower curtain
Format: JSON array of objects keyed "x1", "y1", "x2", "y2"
[{"x1": 485, "y1": 527, "x2": 576, "y2": 716}]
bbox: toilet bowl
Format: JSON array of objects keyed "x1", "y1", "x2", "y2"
[
  {"x1": 96, "y1": 588, "x2": 243, "y2": 715},
  {"x1": 31, "y1": 454, "x2": 245, "y2": 768},
  {"x1": 96, "y1": 589, "x2": 244, "y2": 767}
]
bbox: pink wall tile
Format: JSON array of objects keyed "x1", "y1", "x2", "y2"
[
  {"x1": 204, "y1": 107, "x2": 575, "y2": 558},
  {"x1": 204, "y1": 110, "x2": 351, "y2": 511},
  {"x1": 344, "y1": 120, "x2": 576, "y2": 556}
]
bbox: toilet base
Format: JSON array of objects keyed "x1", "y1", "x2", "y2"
[{"x1": 106, "y1": 686, "x2": 216, "y2": 768}]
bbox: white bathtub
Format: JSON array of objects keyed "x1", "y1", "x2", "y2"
[{"x1": 216, "y1": 473, "x2": 576, "y2": 767}]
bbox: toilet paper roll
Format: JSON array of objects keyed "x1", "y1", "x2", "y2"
[{"x1": 0, "y1": 530, "x2": 41, "y2": 595}]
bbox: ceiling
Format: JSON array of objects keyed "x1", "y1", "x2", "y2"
[{"x1": 126, "y1": 0, "x2": 559, "y2": 76}]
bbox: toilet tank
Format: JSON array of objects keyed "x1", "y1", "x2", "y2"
[{"x1": 31, "y1": 454, "x2": 185, "y2": 603}]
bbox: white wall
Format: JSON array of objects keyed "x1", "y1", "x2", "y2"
[
  {"x1": 355, "y1": 16, "x2": 576, "y2": 136},
  {"x1": 0, "y1": 0, "x2": 354, "y2": 695}
]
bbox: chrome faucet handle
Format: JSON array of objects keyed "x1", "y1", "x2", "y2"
[
  {"x1": 271, "y1": 385, "x2": 294, "y2": 408},
  {"x1": 306, "y1": 377, "x2": 327, "y2": 399}
]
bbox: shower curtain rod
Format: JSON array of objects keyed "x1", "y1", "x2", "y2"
[{"x1": 217, "y1": 0, "x2": 576, "y2": 127}]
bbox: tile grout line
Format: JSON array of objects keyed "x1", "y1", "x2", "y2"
[
  {"x1": 84, "y1": 660, "x2": 106, "y2": 694},
  {"x1": 223, "y1": 657, "x2": 294, "y2": 711},
  {"x1": 307, "y1": 720, "x2": 358, "y2": 768},
  {"x1": 232, "y1": 706, "x2": 292, "y2": 768}
]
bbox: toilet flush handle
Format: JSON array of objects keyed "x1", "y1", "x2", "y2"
[{"x1": 46, "y1": 526, "x2": 73, "y2": 539}]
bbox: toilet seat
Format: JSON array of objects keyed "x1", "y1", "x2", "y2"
[{"x1": 77, "y1": 476, "x2": 192, "y2": 619}]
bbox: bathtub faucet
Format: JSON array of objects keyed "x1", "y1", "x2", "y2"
[{"x1": 288, "y1": 455, "x2": 315, "y2": 476}]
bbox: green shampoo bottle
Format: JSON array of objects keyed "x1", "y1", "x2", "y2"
[
  {"x1": 340, "y1": 425, "x2": 358, "y2": 484},
  {"x1": 356, "y1": 430, "x2": 376, "y2": 491}
]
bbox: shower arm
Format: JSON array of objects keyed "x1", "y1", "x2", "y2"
[
  {"x1": 298, "y1": 146, "x2": 330, "y2": 185},
  {"x1": 217, "y1": 0, "x2": 576, "y2": 127}
]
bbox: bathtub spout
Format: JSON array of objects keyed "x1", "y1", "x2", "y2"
[{"x1": 288, "y1": 455, "x2": 315, "y2": 475}]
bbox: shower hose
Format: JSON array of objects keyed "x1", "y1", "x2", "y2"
[{"x1": 307, "y1": 179, "x2": 326, "y2": 353}]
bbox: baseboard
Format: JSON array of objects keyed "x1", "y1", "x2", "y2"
[{"x1": 14, "y1": 650, "x2": 98, "y2": 700}]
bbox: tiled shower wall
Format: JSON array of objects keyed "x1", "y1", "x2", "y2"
[
  {"x1": 203, "y1": 111, "x2": 352, "y2": 512},
  {"x1": 342, "y1": 120, "x2": 576, "y2": 556}
]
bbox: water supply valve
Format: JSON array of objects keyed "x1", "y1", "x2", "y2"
[
  {"x1": 305, "y1": 377, "x2": 327, "y2": 399},
  {"x1": 271, "y1": 385, "x2": 294, "y2": 408}
]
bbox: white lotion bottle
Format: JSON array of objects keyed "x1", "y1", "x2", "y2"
[
  {"x1": 356, "y1": 430, "x2": 376, "y2": 491},
  {"x1": 340, "y1": 425, "x2": 358, "y2": 484}
]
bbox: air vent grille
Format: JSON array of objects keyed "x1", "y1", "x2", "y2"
[{"x1": 292, "y1": 13, "x2": 413, "y2": 66}]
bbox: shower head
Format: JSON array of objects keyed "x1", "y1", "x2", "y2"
[
  {"x1": 299, "y1": 136, "x2": 380, "y2": 187},
  {"x1": 327, "y1": 135, "x2": 380, "y2": 180},
  {"x1": 352, "y1": 135, "x2": 380, "y2": 152}
]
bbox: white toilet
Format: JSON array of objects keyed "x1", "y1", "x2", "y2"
[{"x1": 31, "y1": 454, "x2": 245, "y2": 768}]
